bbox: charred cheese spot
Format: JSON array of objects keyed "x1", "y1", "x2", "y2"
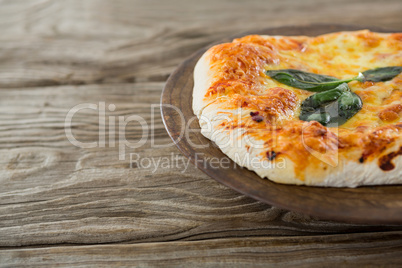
[
  {"x1": 266, "y1": 151, "x2": 277, "y2": 161},
  {"x1": 378, "y1": 104, "x2": 402, "y2": 122},
  {"x1": 379, "y1": 146, "x2": 402, "y2": 171}
]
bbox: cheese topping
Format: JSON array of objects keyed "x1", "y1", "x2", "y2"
[{"x1": 203, "y1": 30, "x2": 402, "y2": 177}]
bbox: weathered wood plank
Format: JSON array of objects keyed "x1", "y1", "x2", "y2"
[
  {"x1": 0, "y1": 0, "x2": 401, "y2": 88},
  {"x1": 1, "y1": 0, "x2": 401, "y2": 39},
  {"x1": 0, "y1": 83, "x2": 401, "y2": 248},
  {"x1": 1, "y1": 233, "x2": 402, "y2": 267}
]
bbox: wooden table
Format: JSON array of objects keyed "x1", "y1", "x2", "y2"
[{"x1": 1, "y1": 0, "x2": 401, "y2": 266}]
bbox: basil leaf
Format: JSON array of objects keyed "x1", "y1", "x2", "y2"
[
  {"x1": 266, "y1": 69, "x2": 363, "y2": 92},
  {"x1": 299, "y1": 83, "x2": 362, "y2": 126},
  {"x1": 362, "y1": 66, "x2": 402, "y2": 82},
  {"x1": 338, "y1": 91, "x2": 363, "y2": 121},
  {"x1": 268, "y1": 66, "x2": 401, "y2": 125},
  {"x1": 303, "y1": 112, "x2": 331, "y2": 125},
  {"x1": 301, "y1": 83, "x2": 349, "y2": 109}
]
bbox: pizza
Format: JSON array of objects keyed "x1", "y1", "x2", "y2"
[{"x1": 192, "y1": 30, "x2": 402, "y2": 187}]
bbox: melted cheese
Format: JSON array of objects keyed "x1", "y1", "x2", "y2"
[{"x1": 202, "y1": 30, "x2": 402, "y2": 177}]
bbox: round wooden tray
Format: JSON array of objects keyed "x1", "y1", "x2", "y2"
[{"x1": 161, "y1": 24, "x2": 402, "y2": 224}]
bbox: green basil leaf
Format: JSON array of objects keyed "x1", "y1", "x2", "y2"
[
  {"x1": 303, "y1": 112, "x2": 331, "y2": 125},
  {"x1": 301, "y1": 83, "x2": 349, "y2": 109},
  {"x1": 299, "y1": 83, "x2": 362, "y2": 126},
  {"x1": 362, "y1": 66, "x2": 402, "y2": 82},
  {"x1": 338, "y1": 91, "x2": 363, "y2": 121},
  {"x1": 266, "y1": 69, "x2": 362, "y2": 92}
]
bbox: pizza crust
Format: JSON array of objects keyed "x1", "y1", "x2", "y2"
[
  {"x1": 192, "y1": 50, "x2": 214, "y2": 118},
  {"x1": 193, "y1": 31, "x2": 402, "y2": 187}
]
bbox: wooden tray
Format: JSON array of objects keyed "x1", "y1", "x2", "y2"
[{"x1": 161, "y1": 24, "x2": 402, "y2": 224}]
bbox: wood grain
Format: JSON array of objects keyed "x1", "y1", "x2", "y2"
[
  {"x1": 3, "y1": 82, "x2": 401, "y2": 249},
  {"x1": 0, "y1": 0, "x2": 401, "y2": 266},
  {"x1": 0, "y1": 0, "x2": 401, "y2": 88},
  {"x1": 2, "y1": 233, "x2": 402, "y2": 267}
]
